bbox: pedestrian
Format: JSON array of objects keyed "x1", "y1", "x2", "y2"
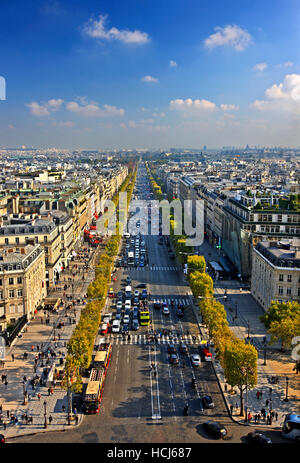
[
  {"x1": 257, "y1": 413, "x2": 261, "y2": 423},
  {"x1": 266, "y1": 399, "x2": 269, "y2": 407},
  {"x1": 37, "y1": 393, "x2": 41, "y2": 401},
  {"x1": 48, "y1": 387, "x2": 51, "y2": 396},
  {"x1": 11, "y1": 353, "x2": 14, "y2": 362},
  {"x1": 50, "y1": 387, "x2": 53, "y2": 395},
  {"x1": 73, "y1": 407, "x2": 77, "y2": 416},
  {"x1": 254, "y1": 414, "x2": 257, "y2": 423},
  {"x1": 6, "y1": 410, "x2": 9, "y2": 418},
  {"x1": 260, "y1": 391, "x2": 263, "y2": 399},
  {"x1": 256, "y1": 390, "x2": 260, "y2": 399},
  {"x1": 31, "y1": 345, "x2": 34, "y2": 351},
  {"x1": 3, "y1": 421, "x2": 6, "y2": 430},
  {"x1": 248, "y1": 412, "x2": 252, "y2": 422},
  {"x1": 62, "y1": 405, "x2": 66, "y2": 412},
  {"x1": 275, "y1": 412, "x2": 278, "y2": 421},
  {"x1": 75, "y1": 415, "x2": 78, "y2": 425},
  {"x1": 49, "y1": 415, "x2": 53, "y2": 425},
  {"x1": 224, "y1": 383, "x2": 227, "y2": 392},
  {"x1": 4, "y1": 380, "x2": 8, "y2": 389},
  {"x1": 230, "y1": 404, "x2": 233, "y2": 415},
  {"x1": 235, "y1": 402, "x2": 238, "y2": 411}
]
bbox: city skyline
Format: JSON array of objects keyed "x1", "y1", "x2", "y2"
[{"x1": 0, "y1": 0, "x2": 300, "y2": 149}]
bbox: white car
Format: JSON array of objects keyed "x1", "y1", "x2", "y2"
[
  {"x1": 116, "y1": 301, "x2": 123, "y2": 310},
  {"x1": 123, "y1": 314, "x2": 130, "y2": 324},
  {"x1": 111, "y1": 320, "x2": 121, "y2": 333},
  {"x1": 190, "y1": 354, "x2": 201, "y2": 367},
  {"x1": 125, "y1": 300, "x2": 131, "y2": 310},
  {"x1": 162, "y1": 306, "x2": 170, "y2": 316}
]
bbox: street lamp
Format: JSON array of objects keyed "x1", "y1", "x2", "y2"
[
  {"x1": 235, "y1": 302, "x2": 238, "y2": 320},
  {"x1": 23, "y1": 382, "x2": 27, "y2": 405},
  {"x1": 247, "y1": 320, "x2": 250, "y2": 340},
  {"x1": 284, "y1": 377, "x2": 289, "y2": 402},
  {"x1": 269, "y1": 388, "x2": 273, "y2": 424},
  {"x1": 43, "y1": 400, "x2": 47, "y2": 428}
]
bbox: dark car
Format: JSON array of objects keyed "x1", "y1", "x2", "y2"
[
  {"x1": 169, "y1": 354, "x2": 179, "y2": 365},
  {"x1": 154, "y1": 302, "x2": 161, "y2": 310},
  {"x1": 203, "y1": 421, "x2": 227, "y2": 438},
  {"x1": 167, "y1": 343, "x2": 176, "y2": 354},
  {"x1": 137, "y1": 283, "x2": 146, "y2": 288},
  {"x1": 177, "y1": 308, "x2": 184, "y2": 318},
  {"x1": 132, "y1": 320, "x2": 139, "y2": 331},
  {"x1": 0, "y1": 434, "x2": 5, "y2": 444},
  {"x1": 179, "y1": 343, "x2": 188, "y2": 354},
  {"x1": 246, "y1": 432, "x2": 272, "y2": 444},
  {"x1": 122, "y1": 324, "x2": 129, "y2": 334},
  {"x1": 202, "y1": 395, "x2": 215, "y2": 409}
]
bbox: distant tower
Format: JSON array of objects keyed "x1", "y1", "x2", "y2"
[{"x1": 203, "y1": 145, "x2": 207, "y2": 151}]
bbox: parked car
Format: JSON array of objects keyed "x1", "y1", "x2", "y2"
[{"x1": 203, "y1": 421, "x2": 227, "y2": 439}]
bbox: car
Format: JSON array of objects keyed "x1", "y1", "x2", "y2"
[
  {"x1": 139, "y1": 261, "x2": 145, "y2": 267},
  {"x1": 162, "y1": 306, "x2": 170, "y2": 316},
  {"x1": 132, "y1": 320, "x2": 139, "y2": 331},
  {"x1": 0, "y1": 434, "x2": 5, "y2": 444},
  {"x1": 111, "y1": 320, "x2": 121, "y2": 333},
  {"x1": 177, "y1": 308, "x2": 184, "y2": 318},
  {"x1": 133, "y1": 297, "x2": 139, "y2": 305},
  {"x1": 108, "y1": 288, "x2": 114, "y2": 298},
  {"x1": 122, "y1": 324, "x2": 129, "y2": 333},
  {"x1": 190, "y1": 354, "x2": 201, "y2": 367},
  {"x1": 126, "y1": 276, "x2": 131, "y2": 284},
  {"x1": 103, "y1": 316, "x2": 110, "y2": 325},
  {"x1": 100, "y1": 323, "x2": 109, "y2": 334},
  {"x1": 154, "y1": 302, "x2": 161, "y2": 310},
  {"x1": 246, "y1": 432, "x2": 272, "y2": 444},
  {"x1": 123, "y1": 314, "x2": 130, "y2": 324},
  {"x1": 179, "y1": 343, "x2": 188, "y2": 354},
  {"x1": 125, "y1": 301, "x2": 131, "y2": 310},
  {"x1": 202, "y1": 395, "x2": 215, "y2": 409},
  {"x1": 134, "y1": 290, "x2": 139, "y2": 298},
  {"x1": 137, "y1": 283, "x2": 146, "y2": 288},
  {"x1": 117, "y1": 300, "x2": 123, "y2": 309},
  {"x1": 167, "y1": 343, "x2": 176, "y2": 354},
  {"x1": 200, "y1": 348, "x2": 212, "y2": 362},
  {"x1": 115, "y1": 313, "x2": 121, "y2": 321},
  {"x1": 203, "y1": 421, "x2": 227, "y2": 439},
  {"x1": 117, "y1": 291, "x2": 123, "y2": 299},
  {"x1": 169, "y1": 354, "x2": 179, "y2": 364}
]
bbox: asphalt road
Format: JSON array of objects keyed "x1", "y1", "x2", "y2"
[{"x1": 10, "y1": 166, "x2": 288, "y2": 444}]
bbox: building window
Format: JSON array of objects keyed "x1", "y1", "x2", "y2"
[
  {"x1": 15, "y1": 237, "x2": 19, "y2": 244},
  {"x1": 287, "y1": 287, "x2": 292, "y2": 295},
  {"x1": 17, "y1": 289, "x2": 23, "y2": 297},
  {"x1": 9, "y1": 277, "x2": 14, "y2": 285},
  {"x1": 279, "y1": 274, "x2": 284, "y2": 281},
  {"x1": 0, "y1": 291, "x2": 2, "y2": 299},
  {"x1": 17, "y1": 277, "x2": 22, "y2": 284},
  {"x1": 298, "y1": 288, "x2": 300, "y2": 297},
  {"x1": 278, "y1": 215, "x2": 282, "y2": 222},
  {"x1": 9, "y1": 289, "x2": 14, "y2": 298},
  {"x1": 0, "y1": 279, "x2": 2, "y2": 286},
  {"x1": 287, "y1": 275, "x2": 292, "y2": 282},
  {"x1": 44, "y1": 236, "x2": 48, "y2": 242},
  {"x1": 278, "y1": 286, "x2": 283, "y2": 295},
  {"x1": 4, "y1": 238, "x2": 9, "y2": 245}
]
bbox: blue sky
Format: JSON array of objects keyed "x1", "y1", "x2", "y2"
[{"x1": 0, "y1": 0, "x2": 300, "y2": 149}]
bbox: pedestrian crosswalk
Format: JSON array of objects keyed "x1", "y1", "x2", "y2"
[
  {"x1": 152, "y1": 297, "x2": 190, "y2": 306},
  {"x1": 134, "y1": 266, "x2": 180, "y2": 271},
  {"x1": 105, "y1": 334, "x2": 203, "y2": 346}
]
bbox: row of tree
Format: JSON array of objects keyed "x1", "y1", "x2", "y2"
[{"x1": 187, "y1": 254, "x2": 258, "y2": 416}]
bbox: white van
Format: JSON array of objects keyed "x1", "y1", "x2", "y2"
[{"x1": 111, "y1": 320, "x2": 121, "y2": 333}]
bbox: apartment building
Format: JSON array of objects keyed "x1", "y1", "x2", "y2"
[
  {"x1": 0, "y1": 216, "x2": 62, "y2": 287},
  {"x1": 251, "y1": 238, "x2": 300, "y2": 310},
  {"x1": 0, "y1": 244, "x2": 46, "y2": 332}
]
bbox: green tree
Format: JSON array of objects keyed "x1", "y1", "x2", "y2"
[
  {"x1": 268, "y1": 316, "x2": 300, "y2": 351},
  {"x1": 260, "y1": 301, "x2": 300, "y2": 329},
  {"x1": 223, "y1": 339, "x2": 258, "y2": 416},
  {"x1": 187, "y1": 255, "x2": 206, "y2": 274}
]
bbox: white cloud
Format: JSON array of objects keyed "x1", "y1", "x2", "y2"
[
  {"x1": 47, "y1": 98, "x2": 64, "y2": 110},
  {"x1": 253, "y1": 62, "x2": 267, "y2": 72},
  {"x1": 83, "y1": 14, "x2": 150, "y2": 45},
  {"x1": 220, "y1": 104, "x2": 239, "y2": 111},
  {"x1": 276, "y1": 61, "x2": 294, "y2": 68},
  {"x1": 169, "y1": 60, "x2": 177, "y2": 67},
  {"x1": 250, "y1": 73, "x2": 300, "y2": 112},
  {"x1": 52, "y1": 120, "x2": 74, "y2": 127},
  {"x1": 204, "y1": 24, "x2": 251, "y2": 51},
  {"x1": 141, "y1": 75, "x2": 158, "y2": 83},
  {"x1": 152, "y1": 112, "x2": 166, "y2": 117},
  {"x1": 66, "y1": 101, "x2": 125, "y2": 117},
  {"x1": 26, "y1": 102, "x2": 50, "y2": 117},
  {"x1": 170, "y1": 98, "x2": 217, "y2": 112}
]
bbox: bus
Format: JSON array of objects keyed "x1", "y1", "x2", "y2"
[
  {"x1": 93, "y1": 341, "x2": 112, "y2": 373},
  {"x1": 128, "y1": 252, "x2": 134, "y2": 266},
  {"x1": 281, "y1": 414, "x2": 300, "y2": 441},
  {"x1": 83, "y1": 368, "x2": 105, "y2": 414},
  {"x1": 139, "y1": 308, "x2": 150, "y2": 326}
]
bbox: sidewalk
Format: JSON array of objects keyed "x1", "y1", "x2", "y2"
[
  {"x1": 192, "y1": 239, "x2": 300, "y2": 428},
  {"x1": 0, "y1": 242, "x2": 101, "y2": 439}
]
